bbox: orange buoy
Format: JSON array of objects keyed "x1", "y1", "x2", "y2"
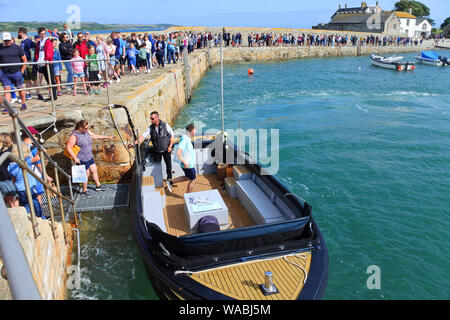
[{"x1": 248, "y1": 68, "x2": 254, "y2": 75}]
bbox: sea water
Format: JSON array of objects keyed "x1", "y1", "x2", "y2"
[{"x1": 68, "y1": 51, "x2": 450, "y2": 300}]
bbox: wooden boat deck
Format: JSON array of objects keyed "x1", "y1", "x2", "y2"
[
  {"x1": 142, "y1": 173, "x2": 312, "y2": 300},
  {"x1": 160, "y1": 174, "x2": 257, "y2": 237}
]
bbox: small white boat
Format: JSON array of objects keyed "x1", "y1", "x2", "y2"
[
  {"x1": 370, "y1": 54, "x2": 415, "y2": 71},
  {"x1": 415, "y1": 51, "x2": 449, "y2": 66}
]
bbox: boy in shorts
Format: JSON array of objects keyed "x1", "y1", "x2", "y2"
[
  {"x1": 171, "y1": 124, "x2": 196, "y2": 194},
  {"x1": 86, "y1": 45, "x2": 101, "y2": 94}
]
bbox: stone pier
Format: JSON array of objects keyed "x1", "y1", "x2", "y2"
[{"x1": 0, "y1": 32, "x2": 435, "y2": 185}]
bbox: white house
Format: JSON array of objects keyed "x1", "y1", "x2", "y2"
[{"x1": 395, "y1": 11, "x2": 432, "y2": 38}]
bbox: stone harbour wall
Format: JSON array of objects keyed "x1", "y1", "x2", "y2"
[
  {"x1": 12, "y1": 42, "x2": 435, "y2": 184},
  {"x1": 0, "y1": 207, "x2": 72, "y2": 300}
]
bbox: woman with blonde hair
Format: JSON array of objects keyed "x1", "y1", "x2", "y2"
[
  {"x1": 96, "y1": 35, "x2": 109, "y2": 87},
  {"x1": 0, "y1": 133, "x2": 18, "y2": 207}
]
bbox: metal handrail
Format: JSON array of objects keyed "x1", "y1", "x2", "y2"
[
  {"x1": 0, "y1": 57, "x2": 119, "y2": 111},
  {"x1": 0, "y1": 57, "x2": 119, "y2": 94},
  {"x1": 2, "y1": 98, "x2": 79, "y2": 235},
  {"x1": 0, "y1": 152, "x2": 75, "y2": 207},
  {"x1": 0, "y1": 197, "x2": 42, "y2": 300}
]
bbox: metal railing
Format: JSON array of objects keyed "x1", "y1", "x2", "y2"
[
  {"x1": 0, "y1": 57, "x2": 120, "y2": 112},
  {"x1": 0, "y1": 97, "x2": 83, "y2": 299}
]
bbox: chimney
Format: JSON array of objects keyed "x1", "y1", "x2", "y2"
[
  {"x1": 376, "y1": 1, "x2": 379, "y2": 6},
  {"x1": 339, "y1": 4, "x2": 341, "y2": 9},
  {"x1": 408, "y1": 7, "x2": 412, "y2": 14},
  {"x1": 345, "y1": 4, "x2": 347, "y2": 8}
]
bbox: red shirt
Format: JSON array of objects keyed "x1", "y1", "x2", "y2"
[
  {"x1": 34, "y1": 38, "x2": 53, "y2": 62},
  {"x1": 74, "y1": 41, "x2": 89, "y2": 59}
]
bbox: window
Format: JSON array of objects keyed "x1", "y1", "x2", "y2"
[
  {"x1": 422, "y1": 23, "x2": 427, "y2": 30},
  {"x1": 406, "y1": 19, "x2": 410, "y2": 26}
]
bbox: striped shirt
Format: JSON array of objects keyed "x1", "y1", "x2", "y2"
[{"x1": 72, "y1": 130, "x2": 93, "y2": 162}]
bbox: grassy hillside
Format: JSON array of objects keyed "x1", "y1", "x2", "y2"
[{"x1": 0, "y1": 21, "x2": 176, "y2": 32}]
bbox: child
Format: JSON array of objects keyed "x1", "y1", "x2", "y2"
[
  {"x1": 71, "y1": 49, "x2": 88, "y2": 95},
  {"x1": 8, "y1": 143, "x2": 44, "y2": 219},
  {"x1": 52, "y1": 39, "x2": 63, "y2": 96},
  {"x1": 126, "y1": 42, "x2": 139, "y2": 75},
  {"x1": 138, "y1": 43, "x2": 148, "y2": 74},
  {"x1": 86, "y1": 45, "x2": 101, "y2": 94}
]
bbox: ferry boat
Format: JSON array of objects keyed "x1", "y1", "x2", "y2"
[
  {"x1": 415, "y1": 51, "x2": 449, "y2": 66},
  {"x1": 129, "y1": 135, "x2": 329, "y2": 300},
  {"x1": 370, "y1": 54, "x2": 415, "y2": 71}
]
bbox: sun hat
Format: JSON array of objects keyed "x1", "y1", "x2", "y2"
[
  {"x1": 27, "y1": 126, "x2": 39, "y2": 135},
  {"x1": 2, "y1": 32, "x2": 12, "y2": 41}
]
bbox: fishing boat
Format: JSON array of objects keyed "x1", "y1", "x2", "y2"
[
  {"x1": 128, "y1": 37, "x2": 329, "y2": 300},
  {"x1": 415, "y1": 51, "x2": 449, "y2": 66},
  {"x1": 370, "y1": 54, "x2": 415, "y2": 71}
]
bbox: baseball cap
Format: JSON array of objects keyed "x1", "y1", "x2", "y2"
[
  {"x1": 2, "y1": 32, "x2": 12, "y2": 41},
  {"x1": 27, "y1": 126, "x2": 39, "y2": 135}
]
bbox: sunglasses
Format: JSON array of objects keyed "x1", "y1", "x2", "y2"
[{"x1": 150, "y1": 117, "x2": 157, "y2": 120}]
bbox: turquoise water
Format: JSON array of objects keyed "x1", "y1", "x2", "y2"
[
  {"x1": 174, "y1": 51, "x2": 450, "y2": 300},
  {"x1": 68, "y1": 51, "x2": 450, "y2": 300},
  {"x1": 67, "y1": 209, "x2": 158, "y2": 300}
]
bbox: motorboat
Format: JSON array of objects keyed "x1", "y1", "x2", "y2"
[
  {"x1": 128, "y1": 37, "x2": 329, "y2": 300},
  {"x1": 415, "y1": 51, "x2": 449, "y2": 66},
  {"x1": 370, "y1": 54, "x2": 415, "y2": 71},
  {"x1": 129, "y1": 133, "x2": 329, "y2": 300}
]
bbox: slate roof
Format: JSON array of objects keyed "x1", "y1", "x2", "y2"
[{"x1": 329, "y1": 12, "x2": 393, "y2": 25}]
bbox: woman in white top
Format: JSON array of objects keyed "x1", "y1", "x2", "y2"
[
  {"x1": 144, "y1": 35, "x2": 153, "y2": 70},
  {"x1": 105, "y1": 37, "x2": 119, "y2": 83}
]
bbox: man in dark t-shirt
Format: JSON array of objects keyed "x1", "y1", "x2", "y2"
[
  {"x1": 0, "y1": 32, "x2": 28, "y2": 112},
  {"x1": 18, "y1": 27, "x2": 38, "y2": 100}
]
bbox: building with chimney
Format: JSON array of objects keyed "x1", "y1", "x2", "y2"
[
  {"x1": 313, "y1": 2, "x2": 402, "y2": 34},
  {"x1": 394, "y1": 10, "x2": 432, "y2": 38}
]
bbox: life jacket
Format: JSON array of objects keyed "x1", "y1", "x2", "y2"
[{"x1": 150, "y1": 121, "x2": 171, "y2": 153}]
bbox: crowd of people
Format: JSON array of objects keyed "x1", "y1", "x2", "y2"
[{"x1": 0, "y1": 25, "x2": 436, "y2": 114}]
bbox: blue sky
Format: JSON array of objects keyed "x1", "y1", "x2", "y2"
[{"x1": 0, "y1": 0, "x2": 448, "y2": 28}]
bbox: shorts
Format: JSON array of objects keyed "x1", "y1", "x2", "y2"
[
  {"x1": 119, "y1": 56, "x2": 126, "y2": 66},
  {"x1": 73, "y1": 72, "x2": 85, "y2": 78},
  {"x1": 35, "y1": 181, "x2": 44, "y2": 195},
  {"x1": 23, "y1": 65, "x2": 37, "y2": 81},
  {"x1": 53, "y1": 65, "x2": 61, "y2": 76},
  {"x1": 182, "y1": 167, "x2": 197, "y2": 181},
  {"x1": 0, "y1": 179, "x2": 18, "y2": 198},
  {"x1": 88, "y1": 71, "x2": 99, "y2": 82},
  {"x1": 110, "y1": 57, "x2": 117, "y2": 66},
  {"x1": 80, "y1": 158, "x2": 95, "y2": 170},
  {"x1": 0, "y1": 70, "x2": 24, "y2": 89}
]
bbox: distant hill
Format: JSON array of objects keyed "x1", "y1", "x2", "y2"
[{"x1": 0, "y1": 21, "x2": 177, "y2": 32}]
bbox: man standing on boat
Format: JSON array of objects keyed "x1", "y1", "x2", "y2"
[
  {"x1": 130, "y1": 111, "x2": 175, "y2": 191},
  {"x1": 171, "y1": 123, "x2": 196, "y2": 194}
]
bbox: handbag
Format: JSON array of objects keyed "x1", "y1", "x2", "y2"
[
  {"x1": 71, "y1": 165, "x2": 87, "y2": 183},
  {"x1": 64, "y1": 144, "x2": 81, "y2": 160}
]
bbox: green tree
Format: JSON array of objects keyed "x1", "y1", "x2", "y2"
[
  {"x1": 394, "y1": 0, "x2": 430, "y2": 17},
  {"x1": 441, "y1": 17, "x2": 450, "y2": 29}
]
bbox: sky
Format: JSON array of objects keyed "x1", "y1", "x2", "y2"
[{"x1": 0, "y1": 0, "x2": 448, "y2": 29}]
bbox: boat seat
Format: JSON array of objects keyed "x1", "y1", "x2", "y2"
[
  {"x1": 236, "y1": 179, "x2": 286, "y2": 225},
  {"x1": 142, "y1": 191, "x2": 166, "y2": 233}
]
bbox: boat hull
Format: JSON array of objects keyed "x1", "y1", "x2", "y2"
[
  {"x1": 415, "y1": 57, "x2": 443, "y2": 66},
  {"x1": 370, "y1": 54, "x2": 415, "y2": 71},
  {"x1": 129, "y1": 143, "x2": 329, "y2": 300}
]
